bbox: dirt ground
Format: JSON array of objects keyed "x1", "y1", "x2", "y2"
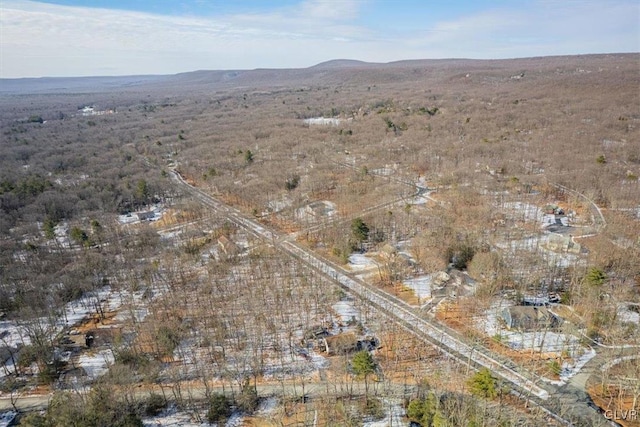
[{"x1": 587, "y1": 384, "x2": 640, "y2": 427}]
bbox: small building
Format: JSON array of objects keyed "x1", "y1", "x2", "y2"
[
  {"x1": 545, "y1": 234, "x2": 581, "y2": 254},
  {"x1": 304, "y1": 325, "x2": 330, "y2": 340},
  {"x1": 321, "y1": 333, "x2": 358, "y2": 355},
  {"x1": 136, "y1": 211, "x2": 156, "y2": 221},
  {"x1": 522, "y1": 295, "x2": 550, "y2": 306},
  {"x1": 501, "y1": 306, "x2": 562, "y2": 331}
]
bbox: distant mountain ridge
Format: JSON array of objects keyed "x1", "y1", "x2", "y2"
[
  {"x1": 1, "y1": 53, "x2": 636, "y2": 95},
  {"x1": 309, "y1": 59, "x2": 375, "y2": 69}
]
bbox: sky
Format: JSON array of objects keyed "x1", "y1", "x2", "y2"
[{"x1": 0, "y1": 0, "x2": 638, "y2": 78}]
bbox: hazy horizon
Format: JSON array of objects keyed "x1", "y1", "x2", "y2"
[
  {"x1": 1, "y1": 0, "x2": 638, "y2": 79},
  {"x1": 2, "y1": 52, "x2": 639, "y2": 82}
]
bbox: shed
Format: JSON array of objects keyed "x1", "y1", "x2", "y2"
[
  {"x1": 321, "y1": 333, "x2": 358, "y2": 355},
  {"x1": 136, "y1": 211, "x2": 156, "y2": 221}
]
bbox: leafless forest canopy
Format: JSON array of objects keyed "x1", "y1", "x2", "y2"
[{"x1": 0, "y1": 53, "x2": 639, "y2": 425}]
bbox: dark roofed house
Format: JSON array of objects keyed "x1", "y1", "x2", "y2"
[
  {"x1": 501, "y1": 306, "x2": 562, "y2": 331},
  {"x1": 304, "y1": 325, "x2": 330, "y2": 340},
  {"x1": 137, "y1": 211, "x2": 156, "y2": 221}
]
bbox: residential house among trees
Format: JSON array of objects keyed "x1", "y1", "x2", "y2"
[{"x1": 501, "y1": 306, "x2": 562, "y2": 331}]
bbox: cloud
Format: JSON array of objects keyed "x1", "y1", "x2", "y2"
[
  {"x1": 0, "y1": 0, "x2": 637, "y2": 77},
  {"x1": 1, "y1": 0, "x2": 378, "y2": 77},
  {"x1": 408, "y1": 0, "x2": 639, "y2": 58},
  {"x1": 297, "y1": 0, "x2": 364, "y2": 21}
]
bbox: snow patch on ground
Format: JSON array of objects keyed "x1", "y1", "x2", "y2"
[
  {"x1": 1, "y1": 286, "x2": 121, "y2": 349},
  {"x1": 371, "y1": 166, "x2": 394, "y2": 176},
  {"x1": 225, "y1": 413, "x2": 244, "y2": 426},
  {"x1": 159, "y1": 229, "x2": 182, "y2": 240},
  {"x1": 503, "y1": 202, "x2": 570, "y2": 228},
  {"x1": 411, "y1": 196, "x2": 429, "y2": 205},
  {"x1": 498, "y1": 331, "x2": 580, "y2": 353},
  {"x1": 303, "y1": 117, "x2": 344, "y2": 126},
  {"x1": 560, "y1": 348, "x2": 596, "y2": 382},
  {"x1": 0, "y1": 411, "x2": 17, "y2": 427},
  {"x1": 479, "y1": 299, "x2": 511, "y2": 336},
  {"x1": 77, "y1": 349, "x2": 114, "y2": 379},
  {"x1": 262, "y1": 348, "x2": 328, "y2": 380},
  {"x1": 497, "y1": 235, "x2": 582, "y2": 268},
  {"x1": 348, "y1": 253, "x2": 377, "y2": 271},
  {"x1": 402, "y1": 275, "x2": 434, "y2": 300},
  {"x1": 53, "y1": 221, "x2": 71, "y2": 248},
  {"x1": 142, "y1": 404, "x2": 244, "y2": 426},
  {"x1": 256, "y1": 396, "x2": 278, "y2": 414},
  {"x1": 363, "y1": 399, "x2": 405, "y2": 427},
  {"x1": 308, "y1": 351, "x2": 330, "y2": 370},
  {"x1": 333, "y1": 299, "x2": 359, "y2": 324},
  {"x1": 618, "y1": 303, "x2": 640, "y2": 324},
  {"x1": 504, "y1": 202, "x2": 544, "y2": 223},
  {"x1": 143, "y1": 405, "x2": 207, "y2": 426}
]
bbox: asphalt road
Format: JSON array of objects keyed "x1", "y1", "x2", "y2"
[
  {"x1": 0, "y1": 166, "x2": 615, "y2": 426},
  {"x1": 0, "y1": 380, "x2": 410, "y2": 412},
  {"x1": 168, "y1": 169, "x2": 612, "y2": 426}
]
